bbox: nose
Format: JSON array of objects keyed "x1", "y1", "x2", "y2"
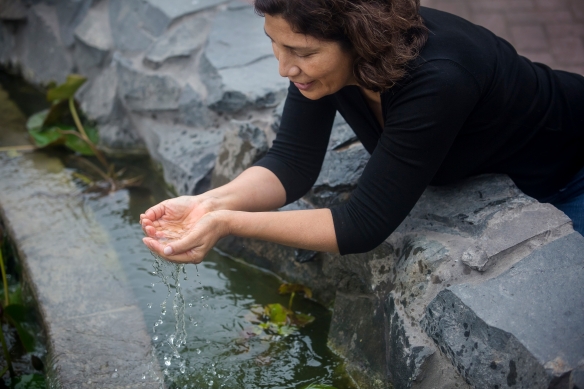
[{"x1": 275, "y1": 50, "x2": 301, "y2": 78}]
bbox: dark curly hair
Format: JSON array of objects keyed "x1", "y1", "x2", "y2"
[{"x1": 254, "y1": 0, "x2": 428, "y2": 92}]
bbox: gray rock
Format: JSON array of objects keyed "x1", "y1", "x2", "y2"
[
  {"x1": 271, "y1": 97, "x2": 286, "y2": 133},
  {"x1": 306, "y1": 141, "x2": 370, "y2": 207},
  {"x1": 56, "y1": 0, "x2": 93, "y2": 47},
  {"x1": 20, "y1": 4, "x2": 73, "y2": 84},
  {"x1": 73, "y1": 0, "x2": 112, "y2": 75},
  {"x1": 178, "y1": 84, "x2": 210, "y2": 127},
  {"x1": 0, "y1": 0, "x2": 27, "y2": 20},
  {"x1": 108, "y1": 0, "x2": 162, "y2": 52},
  {"x1": 328, "y1": 113, "x2": 358, "y2": 150},
  {"x1": 328, "y1": 291, "x2": 390, "y2": 389},
  {"x1": 144, "y1": 18, "x2": 208, "y2": 68},
  {"x1": 78, "y1": 64, "x2": 144, "y2": 151},
  {"x1": 145, "y1": 0, "x2": 228, "y2": 20},
  {"x1": 0, "y1": 153, "x2": 161, "y2": 387},
  {"x1": 202, "y1": 5, "x2": 287, "y2": 113},
  {"x1": 116, "y1": 53, "x2": 182, "y2": 111},
  {"x1": 205, "y1": 5, "x2": 273, "y2": 70},
  {"x1": 423, "y1": 232, "x2": 584, "y2": 389},
  {"x1": 206, "y1": 55, "x2": 288, "y2": 113},
  {"x1": 210, "y1": 120, "x2": 268, "y2": 188},
  {"x1": 0, "y1": 22, "x2": 15, "y2": 64},
  {"x1": 136, "y1": 118, "x2": 224, "y2": 194}
]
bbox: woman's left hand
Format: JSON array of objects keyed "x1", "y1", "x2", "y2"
[{"x1": 142, "y1": 211, "x2": 231, "y2": 264}]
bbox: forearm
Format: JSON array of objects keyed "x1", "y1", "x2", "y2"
[
  {"x1": 223, "y1": 208, "x2": 339, "y2": 253},
  {"x1": 201, "y1": 166, "x2": 287, "y2": 212}
]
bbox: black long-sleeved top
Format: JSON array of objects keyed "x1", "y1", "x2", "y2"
[{"x1": 255, "y1": 7, "x2": 584, "y2": 255}]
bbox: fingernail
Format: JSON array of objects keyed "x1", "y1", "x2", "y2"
[{"x1": 163, "y1": 246, "x2": 173, "y2": 255}]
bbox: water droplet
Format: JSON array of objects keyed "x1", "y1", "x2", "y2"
[
  {"x1": 165, "y1": 360, "x2": 171, "y2": 366},
  {"x1": 208, "y1": 380, "x2": 213, "y2": 386},
  {"x1": 151, "y1": 283, "x2": 156, "y2": 287},
  {"x1": 201, "y1": 296, "x2": 204, "y2": 300},
  {"x1": 188, "y1": 303, "x2": 193, "y2": 307},
  {"x1": 152, "y1": 335, "x2": 158, "y2": 341},
  {"x1": 142, "y1": 374, "x2": 146, "y2": 380},
  {"x1": 196, "y1": 349, "x2": 201, "y2": 354},
  {"x1": 147, "y1": 303, "x2": 152, "y2": 308},
  {"x1": 111, "y1": 372, "x2": 119, "y2": 378}
]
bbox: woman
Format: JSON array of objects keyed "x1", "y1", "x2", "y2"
[{"x1": 141, "y1": 0, "x2": 584, "y2": 263}]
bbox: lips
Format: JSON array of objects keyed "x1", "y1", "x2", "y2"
[{"x1": 293, "y1": 81, "x2": 315, "y2": 91}]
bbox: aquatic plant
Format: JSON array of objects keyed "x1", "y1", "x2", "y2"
[
  {"x1": 25, "y1": 75, "x2": 141, "y2": 193},
  {"x1": 0, "y1": 226, "x2": 45, "y2": 387},
  {"x1": 243, "y1": 283, "x2": 315, "y2": 339}
]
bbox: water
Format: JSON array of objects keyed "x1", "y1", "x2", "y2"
[
  {"x1": 86, "y1": 184, "x2": 353, "y2": 388},
  {"x1": 0, "y1": 70, "x2": 355, "y2": 389}
]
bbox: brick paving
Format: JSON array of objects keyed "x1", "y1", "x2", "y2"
[{"x1": 420, "y1": 0, "x2": 584, "y2": 75}]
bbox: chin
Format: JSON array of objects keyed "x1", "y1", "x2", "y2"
[{"x1": 298, "y1": 86, "x2": 330, "y2": 101}]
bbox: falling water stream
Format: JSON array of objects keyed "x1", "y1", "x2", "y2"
[{"x1": 0, "y1": 71, "x2": 355, "y2": 389}]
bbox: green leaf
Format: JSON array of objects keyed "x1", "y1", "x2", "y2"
[
  {"x1": 290, "y1": 312, "x2": 315, "y2": 327},
  {"x1": 11, "y1": 373, "x2": 46, "y2": 389},
  {"x1": 277, "y1": 325, "x2": 297, "y2": 337},
  {"x1": 46, "y1": 74, "x2": 87, "y2": 102},
  {"x1": 26, "y1": 111, "x2": 47, "y2": 132},
  {"x1": 265, "y1": 303, "x2": 289, "y2": 325},
  {"x1": 4, "y1": 304, "x2": 35, "y2": 352},
  {"x1": 278, "y1": 283, "x2": 313, "y2": 299},
  {"x1": 62, "y1": 128, "x2": 95, "y2": 155},
  {"x1": 43, "y1": 99, "x2": 73, "y2": 128},
  {"x1": 302, "y1": 384, "x2": 338, "y2": 389}
]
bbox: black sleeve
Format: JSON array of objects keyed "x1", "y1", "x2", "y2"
[
  {"x1": 331, "y1": 60, "x2": 481, "y2": 254},
  {"x1": 254, "y1": 82, "x2": 337, "y2": 204}
]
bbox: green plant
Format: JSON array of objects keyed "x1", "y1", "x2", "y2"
[
  {"x1": 26, "y1": 74, "x2": 142, "y2": 193},
  {"x1": 0, "y1": 230, "x2": 43, "y2": 386},
  {"x1": 243, "y1": 283, "x2": 315, "y2": 339}
]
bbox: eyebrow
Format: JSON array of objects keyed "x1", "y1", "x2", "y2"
[{"x1": 264, "y1": 29, "x2": 314, "y2": 51}]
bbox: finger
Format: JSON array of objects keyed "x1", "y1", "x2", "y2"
[
  {"x1": 143, "y1": 237, "x2": 205, "y2": 264},
  {"x1": 143, "y1": 225, "x2": 159, "y2": 238},
  {"x1": 144, "y1": 202, "x2": 167, "y2": 222}
]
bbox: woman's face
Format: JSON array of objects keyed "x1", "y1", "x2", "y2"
[{"x1": 264, "y1": 14, "x2": 356, "y2": 100}]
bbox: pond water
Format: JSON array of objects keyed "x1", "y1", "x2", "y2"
[{"x1": 0, "y1": 71, "x2": 355, "y2": 389}]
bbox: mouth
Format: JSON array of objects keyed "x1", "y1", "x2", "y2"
[{"x1": 292, "y1": 80, "x2": 315, "y2": 91}]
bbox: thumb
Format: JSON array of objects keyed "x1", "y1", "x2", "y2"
[{"x1": 162, "y1": 233, "x2": 201, "y2": 257}]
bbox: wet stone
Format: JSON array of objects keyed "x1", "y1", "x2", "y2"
[
  {"x1": 145, "y1": 0, "x2": 229, "y2": 21},
  {"x1": 0, "y1": 154, "x2": 160, "y2": 387},
  {"x1": 422, "y1": 232, "x2": 584, "y2": 388}
]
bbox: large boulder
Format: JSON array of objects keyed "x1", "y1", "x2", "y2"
[
  {"x1": 78, "y1": 64, "x2": 144, "y2": 152},
  {"x1": 134, "y1": 117, "x2": 224, "y2": 195},
  {"x1": 202, "y1": 5, "x2": 288, "y2": 113},
  {"x1": 210, "y1": 120, "x2": 268, "y2": 188},
  {"x1": 108, "y1": 0, "x2": 228, "y2": 52},
  {"x1": 423, "y1": 232, "x2": 584, "y2": 388},
  {"x1": 73, "y1": 0, "x2": 113, "y2": 77},
  {"x1": 115, "y1": 53, "x2": 183, "y2": 112},
  {"x1": 55, "y1": 0, "x2": 93, "y2": 47},
  {"x1": 19, "y1": 4, "x2": 73, "y2": 84},
  {"x1": 144, "y1": 17, "x2": 209, "y2": 69}
]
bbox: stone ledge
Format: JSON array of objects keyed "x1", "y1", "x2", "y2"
[{"x1": 0, "y1": 153, "x2": 161, "y2": 388}]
